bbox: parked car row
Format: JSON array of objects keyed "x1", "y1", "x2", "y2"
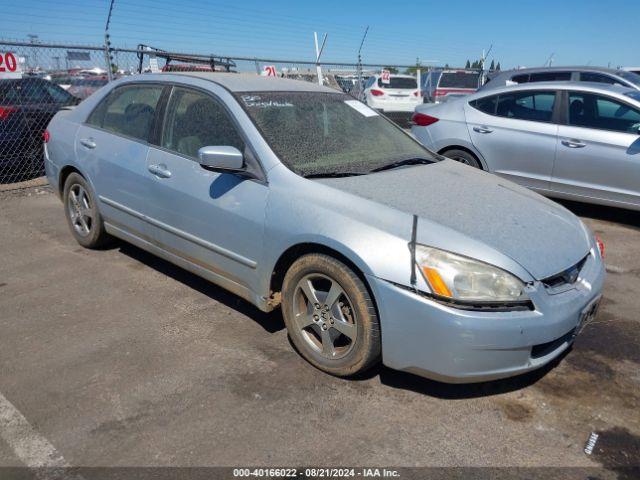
[
  {"x1": 0, "y1": 77, "x2": 79, "y2": 182},
  {"x1": 411, "y1": 81, "x2": 640, "y2": 211}
]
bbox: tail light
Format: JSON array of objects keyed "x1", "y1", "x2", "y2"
[
  {"x1": 370, "y1": 89, "x2": 385, "y2": 96},
  {"x1": 411, "y1": 112, "x2": 439, "y2": 127},
  {"x1": 433, "y1": 90, "x2": 446, "y2": 97},
  {"x1": 0, "y1": 106, "x2": 16, "y2": 121},
  {"x1": 43, "y1": 130, "x2": 51, "y2": 143},
  {"x1": 595, "y1": 234, "x2": 605, "y2": 259}
]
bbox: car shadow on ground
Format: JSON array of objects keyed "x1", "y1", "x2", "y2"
[
  {"x1": 116, "y1": 241, "x2": 286, "y2": 334},
  {"x1": 113, "y1": 239, "x2": 565, "y2": 399},
  {"x1": 555, "y1": 198, "x2": 640, "y2": 229}
]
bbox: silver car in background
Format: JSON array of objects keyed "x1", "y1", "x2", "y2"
[
  {"x1": 45, "y1": 73, "x2": 604, "y2": 383},
  {"x1": 481, "y1": 66, "x2": 640, "y2": 92},
  {"x1": 412, "y1": 82, "x2": 640, "y2": 210}
]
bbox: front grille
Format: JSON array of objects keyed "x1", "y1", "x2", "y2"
[
  {"x1": 542, "y1": 255, "x2": 588, "y2": 289},
  {"x1": 531, "y1": 329, "x2": 575, "y2": 359}
]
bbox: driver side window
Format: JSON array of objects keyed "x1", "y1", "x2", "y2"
[{"x1": 162, "y1": 87, "x2": 244, "y2": 159}]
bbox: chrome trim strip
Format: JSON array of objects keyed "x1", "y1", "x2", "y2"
[{"x1": 99, "y1": 195, "x2": 257, "y2": 269}]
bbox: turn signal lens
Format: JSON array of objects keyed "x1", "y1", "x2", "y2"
[{"x1": 422, "y1": 267, "x2": 453, "y2": 297}]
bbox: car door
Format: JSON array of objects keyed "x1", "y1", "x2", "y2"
[
  {"x1": 75, "y1": 83, "x2": 165, "y2": 237},
  {"x1": 144, "y1": 85, "x2": 268, "y2": 296},
  {"x1": 465, "y1": 89, "x2": 560, "y2": 191},
  {"x1": 552, "y1": 91, "x2": 640, "y2": 206}
]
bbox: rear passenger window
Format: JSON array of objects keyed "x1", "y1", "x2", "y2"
[
  {"x1": 580, "y1": 72, "x2": 617, "y2": 85},
  {"x1": 511, "y1": 74, "x2": 529, "y2": 84},
  {"x1": 162, "y1": 87, "x2": 244, "y2": 159},
  {"x1": 529, "y1": 72, "x2": 571, "y2": 82},
  {"x1": 495, "y1": 91, "x2": 556, "y2": 122},
  {"x1": 88, "y1": 85, "x2": 163, "y2": 142},
  {"x1": 568, "y1": 92, "x2": 640, "y2": 133},
  {"x1": 470, "y1": 95, "x2": 498, "y2": 115}
]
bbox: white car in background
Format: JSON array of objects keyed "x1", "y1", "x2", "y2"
[{"x1": 363, "y1": 74, "x2": 422, "y2": 113}]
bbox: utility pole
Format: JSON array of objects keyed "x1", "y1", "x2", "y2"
[
  {"x1": 104, "y1": 0, "x2": 116, "y2": 81},
  {"x1": 27, "y1": 34, "x2": 39, "y2": 70},
  {"x1": 479, "y1": 44, "x2": 492, "y2": 86},
  {"x1": 356, "y1": 26, "x2": 369, "y2": 100},
  {"x1": 313, "y1": 32, "x2": 328, "y2": 86}
]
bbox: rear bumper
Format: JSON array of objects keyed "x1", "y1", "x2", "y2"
[
  {"x1": 367, "y1": 98, "x2": 421, "y2": 113},
  {"x1": 369, "y1": 250, "x2": 605, "y2": 383}
]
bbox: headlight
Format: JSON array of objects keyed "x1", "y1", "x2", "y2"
[{"x1": 416, "y1": 245, "x2": 527, "y2": 303}]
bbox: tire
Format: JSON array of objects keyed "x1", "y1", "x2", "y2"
[
  {"x1": 62, "y1": 173, "x2": 110, "y2": 249},
  {"x1": 441, "y1": 149, "x2": 482, "y2": 169},
  {"x1": 281, "y1": 253, "x2": 381, "y2": 377}
]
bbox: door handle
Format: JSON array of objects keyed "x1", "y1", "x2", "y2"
[
  {"x1": 473, "y1": 126, "x2": 493, "y2": 134},
  {"x1": 148, "y1": 163, "x2": 172, "y2": 179},
  {"x1": 79, "y1": 138, "x2": 96, "y2": 149},
  {"x1": 561, "y1": 139, "x2": 586, "y2": 148}
]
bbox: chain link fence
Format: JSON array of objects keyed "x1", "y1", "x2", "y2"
[{"x1": 0, "y1": 39, "x2": 437, "y2": 186}]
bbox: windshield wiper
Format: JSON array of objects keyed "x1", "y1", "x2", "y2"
[
  {"x1": 304, "y1": 172, "x2": 365, "y2": 178},
  {"x1": 370, "y1": 158, "x2": 433, "y2": 173}
]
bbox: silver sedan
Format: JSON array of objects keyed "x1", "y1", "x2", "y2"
[
  {"x1": 411, "y1": 81, "x2": 640, "y2": 210},
  {"x1": 45, "y1": 73, "x2": 604, "y2": 383}
]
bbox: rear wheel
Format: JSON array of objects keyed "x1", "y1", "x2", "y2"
[
  {"x1": 63, "y1": 173, "x2": 110, "y2": 248},
  {"x1": 441, "y1": 148, "x2": 481, "y2": 169},
  {"x1": 281, "y1": 254, "x2": 381, "y2": 377}
]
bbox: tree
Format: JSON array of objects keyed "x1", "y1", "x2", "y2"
[
  {"x1": 465, "y1": 60, "x2": 471, "y2": 69},
  {"x1": 444, "y1": 63, "x2": 450, "y2": 69},
  {"x1": 471, "y1": 60, "x2": 480, "y2": 69},
  {"x1": 496, "y1": 62, "x2": 501, "y2": 71},
  {"x1": 383, "y1": 66, "x2": 399, "y2": 74},
  {"x1": 489, "y1": 59, "x2": 495, "y2": 71}
]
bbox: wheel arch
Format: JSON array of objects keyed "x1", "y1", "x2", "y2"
[
  {"x1": 58, "y1": 165, "x2": 84, "y2": 195},
  {"x1": 269, "y1": 242, "x2": 380, "y2": 318},
  {"x1": 438, "y1": 145, "x2": 487, "y2": 170}
]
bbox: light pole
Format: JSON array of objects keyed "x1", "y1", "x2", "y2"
[
  {"x1": 27, "y1": 34, "x2": 39, "y2": 71},
  {"x1": 356, "y1": 26, "x2": 369, "y2": 100},
  {"x1": 104, "y1": 0, "x2": 116, "y2": 81}
]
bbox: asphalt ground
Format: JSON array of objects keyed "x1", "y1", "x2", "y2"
[{"x1": 0, "y1": 186, "x2": 638, "y2": 478}]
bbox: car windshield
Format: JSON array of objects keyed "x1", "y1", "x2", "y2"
[
  {"x1": 377, "y1": 77, "x2": 417, "y2": 89},
  {"x1": 618, "y1": 71, "x2": 640, "y2": 87},
  {"x1": 238, "y1": 91, "x2": 433, "y2": 177},
  {"x1": 439, "y1": 72, "x2": 480, "y2": 89}
]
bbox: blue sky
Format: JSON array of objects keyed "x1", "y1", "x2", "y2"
[{"x1": 1, "y1": 0, "x2": 638, "y2": 69}]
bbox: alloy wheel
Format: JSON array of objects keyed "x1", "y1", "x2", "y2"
[
  {"x1": 292, "y1": 273, "x2": 357, "y2": 360},
  {"x1": 67, "y1": 184, "x2": 93, "y2": 237}
]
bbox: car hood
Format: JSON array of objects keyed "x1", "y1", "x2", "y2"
[{"x1": 315, "y1": 160, "x2": 591, "y2": 280}]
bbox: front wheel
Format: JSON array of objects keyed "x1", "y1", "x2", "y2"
[
  {"x1": 281, "y1": 254, "x2": 381, "y2": 377},
  {"x1": 441, "y1": 149, "x2": 482, "y2": 169}
]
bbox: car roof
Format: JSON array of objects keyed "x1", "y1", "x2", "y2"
[
  {"x1": 372, "y1": 73, "x2": 415, "y2": 79},
  {"x1": 162, "y1": 71, "x2": 339, "y2": 93},
  {"x1": 497, "y1": 66, "x2": 627, "y2": 75},
  {"x1": 468, "y1": 81, "x2": 639, "y2": 100}
]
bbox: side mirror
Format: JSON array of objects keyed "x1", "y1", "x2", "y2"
[{"x1": 197, "y1": 146, "x2": 244, "y2": 171}]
